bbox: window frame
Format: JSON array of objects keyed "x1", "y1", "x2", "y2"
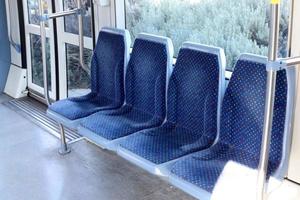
[
  {"x1": 23, "y1": 0, "x2": 57, "y2": 99},
  {"x1": 115, "y1": 0, "x2": 292, "y2": 78},
  {"x1": 114, "y1": 0, "x2": 233, "y2": 79}
]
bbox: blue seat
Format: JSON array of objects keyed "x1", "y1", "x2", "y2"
[
  {"x1": 168, "y1": 54, "x2": 293, "y2": 199},
  {"x1": 117, "y1": 43, "x2": 226, "y2": 174},
  {"x1": 78, "y1": 34, "x2": 174, "y2": 150},
  {"x1": 47, "y1": 27, "x2": 131, "y2": 129}
]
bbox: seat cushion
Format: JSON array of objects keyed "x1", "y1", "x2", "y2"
[
  {"x1": 78, "y1": 34, "x2": 173, "y2": 141},
  {"x1": 47, "y1": 28, "x2": 129, "y2": 122},
  {"x1": 80, "y1": 105, "x2": 164, "y2": 140},
  {"x1": 170, "y1": 143, "x2": 278, "y2": 193},
  {"x1": 118, "y1": 44, "x2": 224, "y2": 165},
  {"x1": 120, "y1": 122, "x2": 215, "y2": 164},
  {"x1": 218, "y1": 58, "x2": 287, "y2": 165},
  {"x1": 48, "y1": 93, "x2": 118, "y2": 120},
  {"x1": 169, "y1": 54, "x2": 288, "y2": 195}
]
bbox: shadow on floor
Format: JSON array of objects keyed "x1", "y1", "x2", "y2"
[
  {"x1": 0, "y1": 101, "x2": 195, "y2": 200},
  {"x1": 0, "y1": 93, "x2": 12, "y2": 104}
]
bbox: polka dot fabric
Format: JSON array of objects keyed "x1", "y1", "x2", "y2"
[
  {"x1": 170, "y1": 56, "x2": 288, "y2": 193},
  {"x1": 220, "y1": 59, "x2": 287, "y2": 163},
  {"x1": 171, "y1": 143, "x2": 278, "y2": 192},
  {"x1": 48, "y1": 30, "x2": 126, "y2": 120},
  {"x1": 119, "y1": 48, "x2": 220, "y2": 164},
  {"x1": 80, "y1": 37, "x2": 169, "y2": 140}
]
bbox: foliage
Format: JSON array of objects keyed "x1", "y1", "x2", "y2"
[
  {"x1": 30, "y1": 34, "x2": 51, "y2": 89},
  {"x1": 66, "y1": 44, "x2": 92, "y2": 90},
  {"x1": 126, "y1": 0, "x2": 290, "y2": 69}
]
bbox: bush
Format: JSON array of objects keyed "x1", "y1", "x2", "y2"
[{"x1": 126, "y1": 0, "x2": 290, "y2": 69}]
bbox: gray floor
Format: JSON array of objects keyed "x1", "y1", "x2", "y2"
[
  {"x1": 0, "y1": 93, "x2": 12, "y2": 103},
  {"x1": 0, "y1": 94, "x2": 195, "y2": 200}
]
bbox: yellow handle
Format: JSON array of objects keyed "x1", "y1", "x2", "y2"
[{"x1": 271, "y1": 0, "x2": 280, "y2": 4}]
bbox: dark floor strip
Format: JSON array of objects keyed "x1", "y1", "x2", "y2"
[{"x1": 3, "y1": 97, "x2": 81, "y2": 142}]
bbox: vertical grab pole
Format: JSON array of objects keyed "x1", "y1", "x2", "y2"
[
  {"x1": 57, "y1": 0, "x2": 84, "y2": 155},
  {"x1": 38, "y1": 0, "x2": 51, "y2": 106},
  {"x1": 38, "y1": 0, "x2": 71, "y2": 155},
  {"x1": 77, "y1": 0, "x2": 85, "y2": 67},
  {"x1": 257, "y1": 1, "x2": 280, "y2": 200},
  {"x1": 58, "y1": 123, "x2": 71, "y2": 155}
]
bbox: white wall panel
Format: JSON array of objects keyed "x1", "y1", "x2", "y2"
[{"x1": 287, "y1": 0, "x2": 300, "y2": 184}]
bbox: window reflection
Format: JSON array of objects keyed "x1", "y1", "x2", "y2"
[
  {"x1": 66, "y1": 43, "x2": 92, "y2": 97},
  {"x1": 63, "y1": 0, "x2": 92, "y2": 37},
  {"x1": 30, "y1": 34, "x2": 52, "y2": 90},
  {"x1": 27, "y1": 0, "x2": 49, "y2": 27}
]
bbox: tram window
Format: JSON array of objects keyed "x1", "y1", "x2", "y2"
[
  {"x1": 65, "y1": 44, "x2": 93, "y2": 97},
  {"x1": 125, "y1": 0, "x2": 290, "y2": 70},
  {"x1": 63, "y1": 0, "x2": 92, "y2": 37},
  {"x1": 27, "y1": 0, "x2": 49, "y2": 27},
  {"x1": 30, "y1": 34, "x2": 52, "y2": 90}
]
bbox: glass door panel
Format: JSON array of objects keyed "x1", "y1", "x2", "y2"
[
  {"x1": 27, "y1": 0, "x2": 49, "y2": 26},
  {"x1": 56, "y1": 0, "x2": 94, "y2": 99},
  {"x1": 63, "y1": 0, "x2": 92, "y2": 37},
  {"x1": 30, "y1": 34, "x2": 51, "y2": 90},
  {"x1": 24, "y1": 0, "x2": 95, "y2": 101},
  {"x1": 24, "y1": 0, "x2": 56, "y2": 99},
  {"x1": 65, "y1": 43, "x2": 93, "y2": 97}
]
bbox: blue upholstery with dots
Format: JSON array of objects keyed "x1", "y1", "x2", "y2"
[
  {"x1": 48, "y1": 28, "x2": 128, "y2": 121},
  {"x1": 79, "y1": 35, "x2": 172, "y2": 141},
  {"x1": 119, "y1": 46, "x2": 222, "y2": 164},
  {"x1": 169, "y1": 55, "x2": 288, "y2": 193}
]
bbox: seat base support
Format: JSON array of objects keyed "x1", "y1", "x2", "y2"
[{"x1": 58, "y1": 123, "x2": 71, "y2": 155}]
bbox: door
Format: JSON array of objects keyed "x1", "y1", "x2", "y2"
[
  {"x1": 55, "y1": 0, "x2": 94, "y2": 99},
  {"x1": 23, "y1": 0, "x2": 94, "y2": 100},
  {"x1": 24, "y1": 0, "x2": 57, "y2": 99}
]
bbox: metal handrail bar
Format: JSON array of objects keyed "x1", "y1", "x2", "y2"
[
  {"x1": 48, "y1": 9, "x2": 79, "y2": 19},
  {"x1": 37, "y1": 0, "x2": 86, "y2": 155},
  {"x1": 257, "y1": 1, "x2": 294, "y2": 200},
  {"x1": 257, "y1": 1, "x2": 280, "y2": 200}
]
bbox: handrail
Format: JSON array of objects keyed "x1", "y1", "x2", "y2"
[
  {"x1": 257, "y1": 2, "x2": 279, "y2": 200},
  {"x1": 257, "y1": 1, "x2": 300, "y2": 200},
  {"x1": 38, "y1": 0, "x2": 86, "y2": 155},
  {"x1": 48, "y1": 9, "x2": 78, "y2": 19},
  {"x1": 38, "y1": 0, "x2": 50, "y2": 105},
  {"x1": 37, "y1": 0, "x2": 85, "y2": 106},
  {"x1": 278, "y1": 56, "x2": 300, "y2": 68},
  {"x1": 77, "y1": 0, "x2": 86, "y2": 70}
]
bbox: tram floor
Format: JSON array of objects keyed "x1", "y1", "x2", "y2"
[{"x1": 0, "y1": 94, "x2": 195, "y2": 200}]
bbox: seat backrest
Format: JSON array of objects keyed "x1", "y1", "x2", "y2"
[
  {"x1": 219, "y1": 54, "x2": 288, "y2": 166},
  {"x1": 167, "y1": 43, "x2": 226, "y2": 138},
  {"x1": 125, "y1": 33, "x2": 174, "y2": 118},
  {"x1": 90, "y1": 27, "x2": 131, "y2": 104}
]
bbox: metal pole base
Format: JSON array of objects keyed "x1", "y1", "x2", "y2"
[
  {"x1": 58, "y1": 123, "x2": 71, "y2": 155},
  {"x1": 58, "y1": 146, "x2": 71, "y2": 155}
]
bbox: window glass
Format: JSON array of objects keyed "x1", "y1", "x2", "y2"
[
  {"x1": 27, "y1": 0, "x2": 49, "y2": 27},
  {"x1": 30, "y1": 34, "x2": 51, "y2": 90},
  {"x1": 65, "y1": 43, "x2": 93, "y2": 97},
  {"x1": 63, "y1": 0, "x2": 92, "y2": 37},
  {"x1": 125, "y1": 0, "x2": 290, "y2": 70}
]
